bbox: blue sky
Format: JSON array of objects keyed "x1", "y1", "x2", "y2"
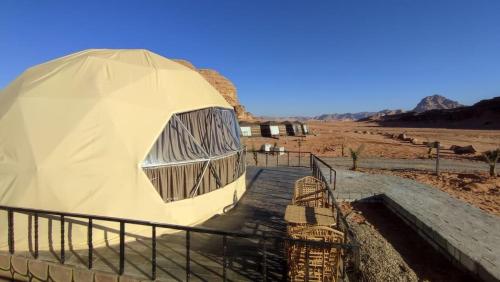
[{"x1": 1, "y1": 1, "x2": 499, "y2": 116}]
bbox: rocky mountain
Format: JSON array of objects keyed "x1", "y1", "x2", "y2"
[
  {"x1": 379, "y1": 97, "x2": 500, "y2": 129},
  {"x1": 315, "y1": 112, "x2": 376, "y2": 121},
  {"x1": 262, "y1": 95, "x2": 461, "y2": 122},
  {"x1": 173, "y1": 59, "x2": 255, "y2": 121},
  {"x1": 257, "y1": 109, "x2": 405, "y2": 122},
  {"x1": 315, "y1": 109, "x2": 405, "y2": 121},
  {"x1": 413, "y1": 94, "x2": 463, "y2": 113}
]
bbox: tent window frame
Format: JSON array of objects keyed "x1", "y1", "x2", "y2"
[{"x1": 143, "y1": 107, "x2": 245, "y2": 202}]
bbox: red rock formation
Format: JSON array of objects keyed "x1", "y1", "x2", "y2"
[{"x1": 173, "y1": 59, "x2": 255, "y2": 121}]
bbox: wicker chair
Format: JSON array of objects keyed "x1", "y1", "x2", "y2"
[
  {"x1": 293, "y1": 176, "x2": 329, "y2": 208},
  {"x1": 287, "y1": 226, "x2": 344, "y2": 282}
]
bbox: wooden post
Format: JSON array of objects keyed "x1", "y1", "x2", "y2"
[{"x1": 435, "y1": 141, "x2": 440, "y2": 175}]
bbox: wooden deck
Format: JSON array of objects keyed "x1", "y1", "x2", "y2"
[{"x1": 4, "y1": 167, "x2": 311, "y2": 281}]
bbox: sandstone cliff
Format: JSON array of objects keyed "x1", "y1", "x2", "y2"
[{"x1": 174, "y1": 59, "x2": 254, "y2": 121}]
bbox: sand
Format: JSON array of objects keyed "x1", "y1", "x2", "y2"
[
  {"x1": 242, "y1": 120, "x2": 500, "y2": 216},
  {"x1": 243, "y1": 120, "x2": 500, "y2": 159}
]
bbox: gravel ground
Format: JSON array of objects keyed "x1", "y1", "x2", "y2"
[
  {"x1": 347, "y1": 215, "x2": 419, "y2": 281},
  {"x1": 342, "y1": 203, "x2": 479, "y2": 282}
]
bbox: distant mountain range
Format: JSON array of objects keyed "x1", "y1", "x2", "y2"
[
  {"x1": 314, "y1": 109, "x2": 405, "y2": 121},
  {"x1": 257, "y1": 95, "x2": 463, "y2": 121},
  {"x1": 378, "y1": 96, "x2": 500, "y2": 129}
]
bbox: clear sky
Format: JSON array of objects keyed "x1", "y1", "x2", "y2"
[{"x1": 1, "y1": 1, "x2": 499, "y2": 116}]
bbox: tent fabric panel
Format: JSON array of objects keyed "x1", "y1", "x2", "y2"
[
  {"x1": 176, "y1": 107, "x2": 240, "y2": 157},
  {"x1": 143, "y1": 116, "x2": 207, "y2": 166},
  {"x1": 270, "y1": 125, "x2": 280, "y2": 135},
  {"x1": 143, "y1": 161, "x2": 207, "y2": 202},
  {"x1": 144, "y1": 152, "x2": 243, "y2": 202},
  {"x1": 240, "y1": 126, "x2": 252, "y2": 136}
]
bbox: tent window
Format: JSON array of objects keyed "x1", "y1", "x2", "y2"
[{"x1": 143, "y1": 107, "x2": 244, "y2": 202}]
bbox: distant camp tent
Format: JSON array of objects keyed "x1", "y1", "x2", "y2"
[
  {"x1": 0, "y1": 49, "x2": 246, "y2": 251},
  {"x1": 260, "y1": 121, "x2": 281, "y2": 137},
  {"x1": 278, "y1": 122, "x2": 287, "y2": 136},
  {"x1": 239, "y1": 121, "x2": 261, "y2": 137},
  {"x1": 302, "y1": 123, "x2": 310, "y2": 134},
  {"x1": 283, "y1": 121, "x2": 305, "y2": 136}
]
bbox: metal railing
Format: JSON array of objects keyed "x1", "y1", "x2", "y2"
[
  {"x1": 311, "y1": 155, "x2": 360, "y2": 272},
  {"x1": 1, "y1": 152, "x2": 359, "y2": 281},
  {"x1": 246, "y1": 150, "x2": 337, "y2": 189},
  {"x1": 246, "y1": 150, "x2": 311, "y2": 168},
  {"x1": 247, "y1": 150, "x2": 360, "y2": 274}
]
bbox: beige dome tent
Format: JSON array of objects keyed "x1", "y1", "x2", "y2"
[{"x1": 0, "y1": 49, "x2": 246, "y2": 251}]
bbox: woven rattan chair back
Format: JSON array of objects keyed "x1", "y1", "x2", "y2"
[
  {"x1": 293, "y1": 176, "x2": 328, "y2": 207},
  {"x1": 287, "y1": 226, "x2": 344, "y2": 282}
]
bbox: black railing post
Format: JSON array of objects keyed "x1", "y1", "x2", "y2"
[
  {"x1": 329, "y1": 169, "x2": 332, "y2": 184},
  {"x1": 119, "y1": 221, "x2": 125, "y2": 275},
  {"x1": 262, "y1": 239, "x2": 267, "y2": 282},
  {"x1": 287, "y1": 151, "x2": 290, "y2": 166},
  {"x1": 265, "y1": 152, "x2": 268, "y2": 167},
  {"x1": 60, "y1": 215, "x2": 65, "y2": 264},
  {"x1": 334, "y1": 171, "x2": 337, "y2": 190},
  {"x1": 222, "y1": 235, "x2": 227, "y2": 281},
  {"x1": 282, "y1": 239, "x2": 288, "y2": 282},
  {"x1": 8, "y1": 210, "x2": 14, "y2": 254},
  {"x1": 34, "y1": 213, "x2": 38, "y2": 259},
  {"x1": 298, "y1": 152, "x2": 301, "y2": 167},
  {"x1": 276, "y1": 152, "x2": 279, "y2": 167},
  {"x1": 186, "y1": 230, "x2": 191, "y2": 281},
  {"x1": 336, "y1": 207, "x2": 341, "y2": 224},
  {"x1": 436, "y1": 141, "x2": 440, "y2": 175},
  {"x1": 152, "y1": 225, "x2": 156, "y2": 280},
  {"x1": 305, "y1": 243, "x2": 309, "y2": 282},
  {"x1": 88, "y1": 218, "x2": 93, "y2": 269}
]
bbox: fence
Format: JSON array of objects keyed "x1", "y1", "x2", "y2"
[
  {"x1": 245, "y1": 150, "x2": 311, "y2": 168},
  {"x1": 247, "y1": 150, "x2": 360, "y2": 276},
  {"x1": 0, "y1": 152, "x2": 359, "y2": 281}
]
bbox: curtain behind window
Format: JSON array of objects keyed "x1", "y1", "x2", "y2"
[{"x1": 143, "y1": 107, "x2": 244, "y2": 202}]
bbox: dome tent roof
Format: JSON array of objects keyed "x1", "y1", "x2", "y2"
[{"x1": 0, "y1": 49, "x2": 232, "y2": 223}]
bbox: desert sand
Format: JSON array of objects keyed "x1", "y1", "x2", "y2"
[
  {"x1": 244, "y1": 120, "x2": 500, "y2": 159},
  {"x1": 242, "y1": 120, "x2": 500, "y2": 215}
]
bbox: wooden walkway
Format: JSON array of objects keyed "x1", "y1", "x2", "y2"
[
  {"x1": 6, "y1": 167, "x2": 310, "y2": 282},
  {"x1": 326, "y1": 166, "x2": 500, "y2": 282}
]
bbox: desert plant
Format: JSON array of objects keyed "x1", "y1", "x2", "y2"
[
  {"x1": 251, "y1": 144, "x2": 258, "y2": 165},
  {"x1": 273, "y1": 142, "x2": 278, "y2": 154},
  {"x1": 483, "y1": 148, "x2": 500, "y2": 177},
  {"x1": 349, "y1": 144, "x2": 365, "y2": 171},
  {"x1": 426, "y1": 140, "x2": 437, "y2": 159}
]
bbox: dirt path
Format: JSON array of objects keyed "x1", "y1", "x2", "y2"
[{"x1": 321, "y1": 157, "x2": 489, "y2": 174}]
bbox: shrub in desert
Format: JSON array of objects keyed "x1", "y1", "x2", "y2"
[
  {"x1": 251, "y1": 144, "x2": 258, "y2": 165},
  {"x1": 349, "y1": 144, "x2": 365, "y2": 171},
  {"x1": 482, "y1": 148, "x2": 500, "y2": 178},
  {"x1": 426, "y1": 141, "x2": 437, "y2": 159}
]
